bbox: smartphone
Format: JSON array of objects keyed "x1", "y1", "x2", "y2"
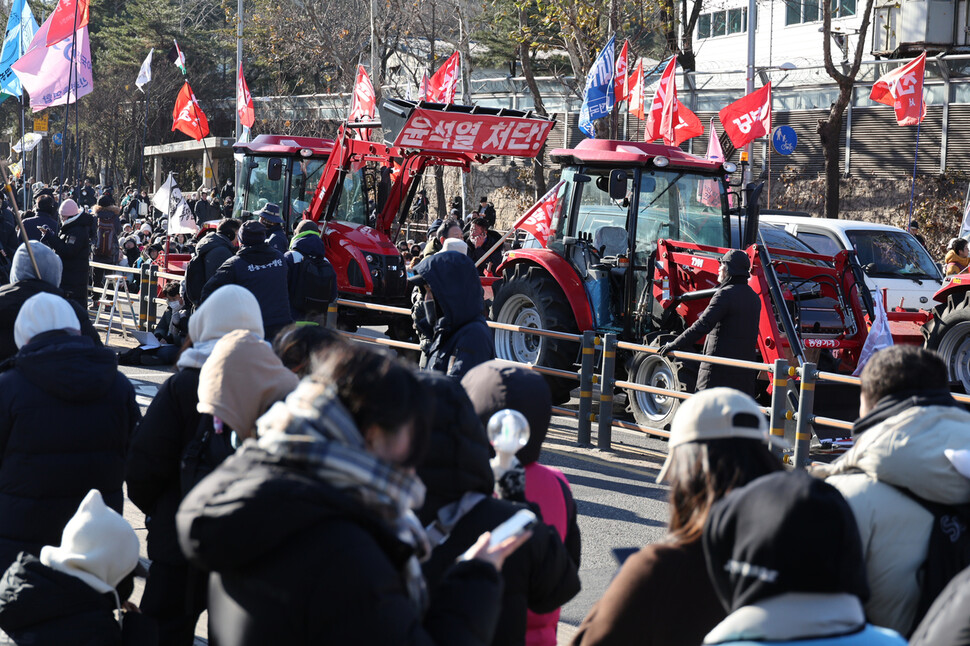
[{"x1": 488, "y1": 509, "x2": 537, "y2": 548}]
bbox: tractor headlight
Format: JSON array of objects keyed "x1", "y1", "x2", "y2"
[
  {"x1": 722, "y1": 162, "x2": 737, "y2": 173},
  {"x1": 653, "y1": 156, "x2": 670, "y2": 168}
]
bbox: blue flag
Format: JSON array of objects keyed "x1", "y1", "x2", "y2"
[
  {"x1": 0, "y1": 0, "x2": 38, "y2": 98},
  {"x1": 578, "y1": 35, "x2": 616, "y2": 138}
]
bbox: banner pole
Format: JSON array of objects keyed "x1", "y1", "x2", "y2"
[
  {"x1": 907, "y1": 117, "x2": 922, "y2": 230},
  {"x1": 137, "y1": 81, "x2": 150, "y2": 193}
]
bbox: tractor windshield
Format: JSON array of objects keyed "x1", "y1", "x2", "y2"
[
  {"x1": 240, "y1": 156, "x2": 286, "y2": 215},
  {"x1": 287, "y1": 158, "x2": 326, "y2": 222},
  {"x1": 635, "y1": 170, "x2": 728, "y2": 259}
]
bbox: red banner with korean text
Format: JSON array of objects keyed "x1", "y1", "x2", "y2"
[
  {"x1": 172, "y1": 82, "x2": 209, "y2": 141},
  {"x1": 511, "y1": 181, "x2": 564, "y2": 248},
  {"x1": 237, "y1": 63, "x2": 255, "y2": 129},
  {"x1": 348, "y1": 64, "x2": 377, "y2": 140},
  {"x1": 644, "y1": 56, "x2": 677, "y2": 142},
  {"x1": 385, "y1": 107, "x2": 554, "y2": 158},
  {"x1": 615, "y1": 39, "x2": 629, "y2": 102},
  {"x1": 718, "y1": 83, "x2": 771, "y2": 149},
  {"x1": 628, "y1": 59, "x2": 645, "y2": 120},
  {"x1": 427, "y1": 51, "x2": 460, "y2": 104},
  {"x1": 870, "y1": 52, "x2": 926, "y2": 126}
]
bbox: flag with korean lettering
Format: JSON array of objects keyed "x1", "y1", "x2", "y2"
[
  {"x1": 172, "y1": 81, "x2": 209, "y2": 141},
  {"x1": 628, "y1": 59, "x2": 645, "y2": 120},
  {"x1": 615, "y1": 39, "x2": 629, "y2": 102},
  {"x1": 348, "y1": 64, "x2": 376, "y2": 139},
  {"x1": 237, "y1": 62, "x2": 254, "y2": 128},
  {"x1": 510, "y1": 181, "x2": 564, "y2": 248},
  {"x1": 427, "y1": 51, "x2": 460, "y2": 104},
  {"x1": 644, "y1": 56, "x2": 677, "y2": 142},
  {"x1": 870, "y1": 52, "x2": 926, "y2": 126},
  {"x1": 718, "y1": 83, "x2": 771, "y2": 149},
  {"x1": 45, "y1": 0, "x2": 88, "y2": 47},
  {"x1": 578, "y1": 35, "x2": 615, "y2": 137}
]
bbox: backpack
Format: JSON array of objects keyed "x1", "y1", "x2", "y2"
[
  {"x1": 93, "y1": 213, "x2": 117, "y2": 258},
  {"x1": 180, "y1": 413, "x2": 237, "y2": 497},
  {"x1": 183, "y1": 250, "x2": 209, "y2": 308},
  {"x1": 892, "y1": 485, "x2": 970, "y2": 628},
  {"x1": 291, "y1": 253, "x2": 337, "y2": 316}
]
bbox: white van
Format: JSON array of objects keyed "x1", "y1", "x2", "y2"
[{"x1": 760, "y1": 214, "x2": 943, "y2": 309}]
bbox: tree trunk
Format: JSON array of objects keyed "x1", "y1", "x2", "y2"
[
  {"x1": 519, "y1": 6, "x2": 547, "y2": 197},
  {"x1": 818, "y1": 114, "x2": 842, "y2": 218},
  {"x1": 434, "y1": 166, "x2": 447, "y2": 219}
]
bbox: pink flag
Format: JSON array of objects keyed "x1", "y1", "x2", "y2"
[
  {"x1": 699, "y1": 118, "x2": 723, "y2": 207},
  {"x1": 12, "y1": 13, "x2": 92, "y2": 112}
]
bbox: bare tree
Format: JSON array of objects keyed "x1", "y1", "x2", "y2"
[{"x1": 817, "y1": 0, "x2": 876, "y2": 218}]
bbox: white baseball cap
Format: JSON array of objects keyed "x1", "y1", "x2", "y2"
[{"x1": 655, "y1": 387, "x2": 788, "y2": 483}]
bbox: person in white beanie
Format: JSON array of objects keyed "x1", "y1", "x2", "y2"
[
  {"x1": 0, "y1": 490, "x2": 156, "y2": 644},
  {"x1": 126, "y1": 285, "x2": 265, "y2": 646},
  {"x1": 40, "y1": 197, "x2": 94, "y2": 305},
  {"x1": 0, "y1": 293, "x2": 139, "y2": 577}
]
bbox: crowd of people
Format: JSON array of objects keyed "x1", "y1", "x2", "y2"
[{"x1": 0, "y1": 175, "x2": 965, "y2": 646}]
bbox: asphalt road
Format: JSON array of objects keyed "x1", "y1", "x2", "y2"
[{"x1": 119, "y1": 362, "x2": 674, "y2": 645}]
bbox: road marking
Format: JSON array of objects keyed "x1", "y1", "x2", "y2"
[{"x1": 544, "y1": 445, "x2": 665, "y2": 480}]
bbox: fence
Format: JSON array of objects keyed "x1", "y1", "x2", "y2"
[{"x1": 91, "y1": 261, "x2": 879, "y2": 467}]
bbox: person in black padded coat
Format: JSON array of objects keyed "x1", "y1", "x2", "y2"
[{"x1": 416, "y1": 372, "x2": 581, "y2": 646}]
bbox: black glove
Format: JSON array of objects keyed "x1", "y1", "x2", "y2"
[{"x1": 657, "y1": 343, "x2": 674, "y2": 357}]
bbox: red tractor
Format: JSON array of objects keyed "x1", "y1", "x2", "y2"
[
  {"x1": 489, "y1": 138, "x2": 883, "y2": 428},
  {"x1": 233, "y1": 101, "x2": 555, "y2": 337}
]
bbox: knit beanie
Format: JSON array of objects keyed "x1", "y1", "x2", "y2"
[
  {"x1": 197, "y1": 329, "x2": 299, "y2": 437},
  {"x1": 14, "y1": 292, "x2": 80, "y2": 348},
  {"x1": 9, "y1": 241, "x2": 62, "y2": 285},
  {"x1": 441, "y1": 238, "x2": 468, "y2": 255},
  {"x1": 58, "y1": 199, "x2": 80, "y2": 218},
  {"x1": 239, "y1": 220, "x2": 267, "y2": 247},
  {"x1": 39, "y1": 490, "x2": 139, "y2": 595},
  {"x1": 189, "y1": 285, "x2": 264, "y2": 342}
]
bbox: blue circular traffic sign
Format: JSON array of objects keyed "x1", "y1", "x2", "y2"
[
  {"x1": 52, "y1": 132, "x2": 63, "y2": 146},
  {"x1": 771, "y1": 126, "x2": 797, "y2": 156}
]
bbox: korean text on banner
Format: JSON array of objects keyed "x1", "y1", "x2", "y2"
[
  {"x1": 578, "y1": 35, "x2": 615, "y2": 137},
  {"x1": 870, "y1": 52, "x2": 927, "y2": 127},
  {"x1": 386, "y1": 108, "x2": 554, "y2": 158}
]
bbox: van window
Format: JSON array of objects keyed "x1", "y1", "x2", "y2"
[{"x1": 796, "y1": 231, "x2": 842, "y2": 256}]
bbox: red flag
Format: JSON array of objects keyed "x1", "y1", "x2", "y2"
[
  {"x1": 46, "y1": 0, "x2": 89, "y2": 46},
  {"x1": 629, "y1": 59, "x2": 645, "y2": 120},
  {"x1": 718, "y1": 83, "x2": 771, "y2": 149},
  {"x1": 614, "y1": 40, "x2": 629, "y2": 102},
  {"x1": 237, "y1": 63, "x2": 254, "y2": 129},
  {"x1": 172, "y1": 82, "x2": 210, "y2": 142},
  {"x1": 645, "y1": 56, "x2": 678, "y2": 142},
  {"x1": 870, "y1": 52, "x2": 927, "y2": 126},
  {"x1": 671, "y1": 101, "x2": 703, "y2": 146},
  {"x1": 511, "y1": 182, "x2": 564, "y2": 248},
  {"x1": 418, "y1": 72, "x2": 429, "y2": 101},
  {"x1": 348, "y1": 64, "x2": 377, "y2": 140},
  {"x1": 427, "y1": 51, "x2": 460, "y2": 104}
]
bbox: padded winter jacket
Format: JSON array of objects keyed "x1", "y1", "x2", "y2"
[
  {"x1": 666, "y1": 275, "x2": 761, "y2": 395},
  {"x1": 416, "y1": 374, "x2": 580, "y2": 646},
  {"x1": 265, "y1": 224, "x2": 288, "y2": 255},
  {"x1": 413, "y1": 251, "x2": 494, "y2": 379},
  {"x1": 42, "y1": 213, "x2": 93, "y2": 302},
  {"x1": 177, "y1": 446, "x2": 505, "y2": 646},
  {"x1": 200, "y1": 242, "x2": 293, "y2": 334},
  {"x1": 820, "y1": 394, "x2": 970, "y2": 635},
  {"x1": 0, "y1": 333, "x2": 139, "y2": 574},
  {"x1": 909, "y1": 563, "x2": 970, "y2": 646},
  {"x1": 284, "y1": 231, "x2": 337, "y2": 319}
]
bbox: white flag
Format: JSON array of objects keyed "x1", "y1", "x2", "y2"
[
  {"x1": 12, "y1": 132, "x2": 41, "y2": 153},
  {"x1": 136, "y1": 48, "x2": 153, "y2": 92},
  {"x1": 151, "y1": 172, "x2": 180, "y2": 213},
  {"x1": 853, "y1": 290, "x2": 894, "y2": 376},
  {"x1": 168, "y1": 199, "x2": 198, "y2": 235}
]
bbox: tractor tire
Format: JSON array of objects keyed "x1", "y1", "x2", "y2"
[
  {"x1": 492, "y1": 264, "x2": 580, "y2": 404},
  {"x1": 625, "y1": 340, "x2": 690, "y2": 432},
  {"x1": 922, "y1": 290, "x2": 970, "y2": 392}
]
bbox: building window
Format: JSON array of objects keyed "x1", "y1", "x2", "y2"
[
  {"x1": 697, "y1": 7, "x2": 749, "y2": 39},
  {"x1": 786, "y1": 0, "x2": 854, "y2": 24}
]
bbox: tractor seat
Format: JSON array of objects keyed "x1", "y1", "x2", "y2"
[{"x1": 593, "y1": 226, "x2": 628, "y2": 257}]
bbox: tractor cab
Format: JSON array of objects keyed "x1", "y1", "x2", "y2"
[
  {"x1": 233, "y1": 135, "x2": 333, "y2": 229},
  {"x1": 539, "y1": 140, "x2": 733, "y2": 335}
]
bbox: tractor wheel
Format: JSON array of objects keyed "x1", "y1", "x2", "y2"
[
  {"x1": 492, "y1": 264, "x2": 580, "y2": 404},
  {"x1": 625, "y1": 344, "x2": 689, "y2": 432},
  {"x1": 923, "y1": 290, "x2": 970, "y2": 392}
]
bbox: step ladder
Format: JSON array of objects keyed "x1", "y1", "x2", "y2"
[{"x1": 93, "y1": 274, "x2": 137, "y2": 345}]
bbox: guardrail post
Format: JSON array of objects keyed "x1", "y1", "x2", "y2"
[
  {"x1": 137, "y1": 265, "x2": 149, "y2": 332},
  {"x1": 577, "y1": 331, "x2": 595, "y2": 446},
  {"x1": 793, "y1": 362, "x2": 817, "y2": 469},
  {"x1": 597, "y1": 333, "x2": 617, "y2": 450},
  {"x1": 145, "y1": 264, "x2": 159, "y2": 332},
  {"x1": 768, "y1": 358, "x2": 790, "y2": 460},
  {"x1": 326, "y1": 302, "x2": 338, "y2": 329}
]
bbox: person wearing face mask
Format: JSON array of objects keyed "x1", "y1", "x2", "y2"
[
  {"x1": 658, "y1": 249, "x2": 761, "y2": 396},
  {"x1": 40, "y1": 198, "x2": 94, "y2": 306},
  {"x1": 409, "y1": 250, "x2": 494, "y2": 379}
]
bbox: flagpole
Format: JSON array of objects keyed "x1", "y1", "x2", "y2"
[
  {"x1": 18, "y1": 7, "x2": 27, "y2": 208},
  {"x1": 137, "y1": 80, "x2": 150, "y2": 194},
  {"x1": 907, "y1": 118, "x2": 921, "y2": 230},
  {"x1": 69, "y1": 0, "x2": 79, "y2": 197}
]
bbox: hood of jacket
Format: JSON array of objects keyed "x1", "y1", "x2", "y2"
[
  {"x1": 188, "y1": 284, "x2": 264, "y2": 343},
  {"x1": 14, "y1": 333, "x2": 118, "y2": 402},
  {"x1": 0, "y1": 553, "x2": 114, "y2": 634},
  {"x1": 415, "y1": 372, "x2": 494, "y2": 526},
  {"x1": 9, "y1": 240, "x2": 62, "y2": 285},
  {"x1": 92, "y1": 205, "x2": 120, "y2": 218},
  {"x1": 824, "y1": 402, "x2": 970, "y2": 505},
  {"x1": 290, "y1": 230, "x2": 326, "y2": 256},
  {"x1": 177, "y1": 445, "x2": 411, "y2": 573},
  {"x1": 195, "y1": 231, "x2": 234, "y2": 259},
  {"x1": 413, "y1": 251, "x2": 485, "y2": 331}
]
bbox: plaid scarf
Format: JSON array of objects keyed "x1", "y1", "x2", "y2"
[{"x1": 255, "y1": 380, "x2": 430, "y2": 610}]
